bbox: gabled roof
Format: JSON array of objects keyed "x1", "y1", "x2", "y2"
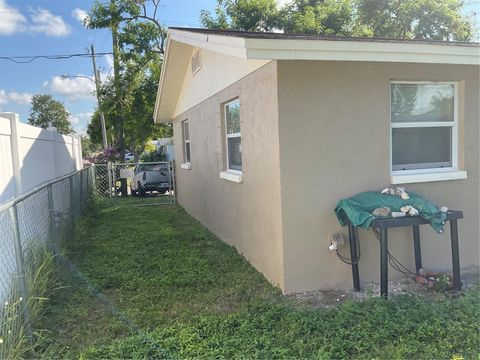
[
  {"x1": 169, "y1": 27, "x2": 479, "y2": 47},
  {"x1": 154, "y1": 28, "x2": 480, "y2": 123}
]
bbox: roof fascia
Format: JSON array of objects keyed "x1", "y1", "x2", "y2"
[
  {"x1": 169, "y1": 29, "x2": 248, "y2": 59},
  {"x1": 153, "y1": 34, "x2": 172, "y2": 123},
  {"x1": 244, "y1": 38, "x2": 480, "y2": 65}
]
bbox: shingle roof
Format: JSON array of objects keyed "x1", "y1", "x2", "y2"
[{"x1": 169, "y1": 27, "x2": 479, "y2": 47}]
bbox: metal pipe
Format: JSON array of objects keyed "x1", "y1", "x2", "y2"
[
  {"x1": 412, "y1": 225, "x2": 422, "y2": 273},
  {"x1": 450, "y1": 220, "x2": 461, "y2": 291},
  {"x1": 47, "y1": 185, "x2": 59, "y2": 261},
  {"x1": 348, "y1": 224, "x2": 360, "y2": 291},
  {"x1": 380, "y1": 228, "x2": 389, "y2": 297}
]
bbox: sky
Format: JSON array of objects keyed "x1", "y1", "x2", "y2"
[
  {"x1": 0, "y1": 0, "x2": 478, "y2": 135},
  {"x1": 0, "y1": 0, "x2": 219, "y2": 134}
]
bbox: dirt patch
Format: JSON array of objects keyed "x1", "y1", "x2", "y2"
[{"x1": 290, "y1": 267, "x2": 479, "y2": 308}]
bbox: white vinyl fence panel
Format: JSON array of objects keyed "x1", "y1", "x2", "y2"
[{"x1": 0, "y1": 112, "x2": 82, "y2": 205}]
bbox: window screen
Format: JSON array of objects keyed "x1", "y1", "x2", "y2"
[
  {"x1": 225, "y1": 99, "x2": 242, "y2": 172},
  {"x1": 390, "y1": 83, "x2": 456, "y2": 172}
]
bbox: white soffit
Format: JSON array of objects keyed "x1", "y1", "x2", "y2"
[
  {"x1": 244, "y1": 38, "x2": 480, "y2": 65},
  {"x1": 169, "y1": 29, "x2": 248, "y2": 59},
  {"x1": 168, "y1": 29, "x2": 480, "y2": 65},
  {"x1": 154, "y1": 38, "x2": 193, "y2": 123}
]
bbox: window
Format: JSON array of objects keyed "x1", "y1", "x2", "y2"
[
  {"x1": 182, "y1": 120, "x2": 191, "y2": 167},
  {"x1": 390, "y1": 82, "x2": 460, "y2": 173},
  {"x1": 224, "y1": 99, "x2": 242, "y2": 173}
]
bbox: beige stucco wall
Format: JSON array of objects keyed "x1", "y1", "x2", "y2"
[
  {"x1": 277, "y1": 60, "x2": 480, "y2": 293},
  {"x1": 172, "y1": 61, "x2": 285, "y2": 288}
]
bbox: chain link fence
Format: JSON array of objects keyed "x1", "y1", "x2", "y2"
[
  {"x1": 0, "y1": 162, "x2": 176, "y2": 358},
  {"x1": 93, "y1": 162, "x2": 176, "y2": 206},
  {"x1": 0, "y1": 167, "x2": 94, "y2": 359}
]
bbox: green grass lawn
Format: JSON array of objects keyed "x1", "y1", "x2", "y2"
[{"x1": 37, "y1": 198, "x2": 479, "y2": 359}]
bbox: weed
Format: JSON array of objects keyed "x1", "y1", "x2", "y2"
[
  {"x1": 38, "y1": 199, "x2": 480, "y2": 359},
  {"x1": 0, "y1": 243, "x2": 58, "y2": 359}
]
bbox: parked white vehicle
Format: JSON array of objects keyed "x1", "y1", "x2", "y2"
[
  {"x1": 130, "y1": 163, "x2": 171, "y2": 196},
  {"x1": 125, "y1": 152, "x2": 135, "y2": 162}
]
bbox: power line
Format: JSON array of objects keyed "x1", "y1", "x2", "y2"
[{"x1": 0, "y1": 52, "x2": 113, "y2": 64}]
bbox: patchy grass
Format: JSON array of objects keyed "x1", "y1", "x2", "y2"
[{"x1": 38, "y1": 199, "x2": 480, "y2": 359}]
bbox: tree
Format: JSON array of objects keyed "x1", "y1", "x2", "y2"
[
  {"x1": 201, "y1": 0, "x2": 280, "y2": 31},
  {"x1": 87, "y1": 0, "x2": 171, "y2": 161},
  {"x1": 201, "y1": 0, "x2": 473, "y2": 40},
  {"x1": 87, "y1": 60, "x2": 173, "y2": 162},
  {"x1": 28, "y1": 94, "x2": 73, "y2": 135},
  {"x1": 81, "y1": 135, "x2": 101, "y2": 158},
  {"x1": 278, "y1": 0, "x2": 353, "y2": 35},
  {"x1": 353, "y1": 0, "x2": 473, "y2": 40}
]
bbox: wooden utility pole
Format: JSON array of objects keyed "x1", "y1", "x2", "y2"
[
  {"x1": 111, "y1": 0, "x2": 126, "y2": 162},
  {"x1": 90, "y1": 44, "x2": 108, "y2": 149}
]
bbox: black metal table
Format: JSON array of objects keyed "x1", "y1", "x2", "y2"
[{"x1": 347, "y1": 210, "x2": 463, "y2": 297}]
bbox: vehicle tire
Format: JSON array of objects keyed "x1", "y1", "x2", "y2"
[
  {"x1": 131, "y1": 189, "x2": 137, "y2": 196},
  {"x1": 138, "y1": 182, "x2": 146, "y2": 197},
  {"x1": 159, "y1": 188, "x2": 167, "y2": 195}
]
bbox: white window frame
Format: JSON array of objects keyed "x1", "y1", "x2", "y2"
[
  {"x1": 390, "y1": 81, "x2": 466, "y2": 184},
  {"x1": 219, "y1": 99, "x2": 242, "y2": 183},
  {"x1": 224, "y1": 99, "x2": 242, "y2": 175},
  {"x1": 181, "y1": 120, "x2": 191, "y2": 169}
]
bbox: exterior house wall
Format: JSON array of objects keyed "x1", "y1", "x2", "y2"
[
  {"x1": 172, "y1": 61, "x2": 285, "y2": 288},
  {"x1": 173, "y1": 47, "x2": 269, "y2": 118},
  {"x1": 277, "y1": 60, "x2": 479, "y2": 293}
]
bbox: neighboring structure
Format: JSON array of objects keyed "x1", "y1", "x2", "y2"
[
  {"x1": 154, "y1": 28, "x2": 480, "y2": 294},
  {"x1": 0, "y1": 112, "x2": 82, "y2": 204},
  {"x1": 152, "y1": 138, "x2": 175, "y2": 161}
]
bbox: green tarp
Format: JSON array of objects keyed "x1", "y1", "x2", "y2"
[{"x1": 334, "y1": 191, "x2": 447, "y2": 233}]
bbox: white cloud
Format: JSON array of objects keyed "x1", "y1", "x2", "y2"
[
  {"x1": 47, "y1": 76, "x2": 95, "y2": 101},
  {"x1": 0, "y1": 0, "x2": 27, "y2": 35},
  {"x1": 0, "y1": 2, "x2": 71, "y2": 37},
  {"x1": 0, "y1": 90, "x2": 32, "y2": 105},
  {"x1": 70, "y1": 112, "x2": 92, "y2": 124},
  {"x1": 69, "y1": 115, "x2": 80, "y2": 125},
  {"x1": 71, "y1": 8, "x2": 88, "y2": 25},
  {"x1": 29, "y1": 8, "x2": 70, "y2": 37},
  {"x1": 7, "y1": 91, "x2": 32, "y2": 105},
  {"x1": 70, "y1": 112, "x2": 92, "y2": 134}
]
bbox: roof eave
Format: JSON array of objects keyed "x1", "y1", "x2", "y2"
[
  {"x1": 153, "y1": 34, "x2": 172, "y2": 123},
  {"x1": 244, "y1": 38, "x2": 480, "y2": 65},
  {"x1": 155, "y1": 29, "x2": 480, "y2": 123},
  {"x1": 169, "y1": 29, "x2": 248, "y2": 59}
]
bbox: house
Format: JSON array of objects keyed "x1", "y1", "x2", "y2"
[{"x1": 153, "y1": 28, "x2": 479, "y2": 294}]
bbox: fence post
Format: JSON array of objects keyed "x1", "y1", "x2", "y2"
[
  {"x1": 79, "y1": 170, "x2": 84, "y2": 212},
  {"x1": 107, "y1": 162, "x2": 113, "y2": 198},
  {"x1": 167, "y1": 161, "x2": 173, "y2": 204},
  {"x1": 71, "y1": 134, "x2": 78, "y2": 172},
  {"x1": 47, "y1": 185, "x2": 59, "y2": 261},
  {"x1": 85, "y1": 168, "x2": 90, "y2": 201},
  {"x1": 6, "y1": 113, "x2": 23, "y2": 196},
  {"x1": 69, "y1": 176, "x2": 75, "y2": 229},
  {"x1": 112, "y1": 163, "x2": 117, "y2": 197},
  {"x1": 91, "y1": 165, "x2": 96, "y2": 196},
  {"x1": 171, "y1": 160, "x2": 177, "y2": 204},
  {"x1": 9, "y1": 205, "x2": 33, "y2": 342}
]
